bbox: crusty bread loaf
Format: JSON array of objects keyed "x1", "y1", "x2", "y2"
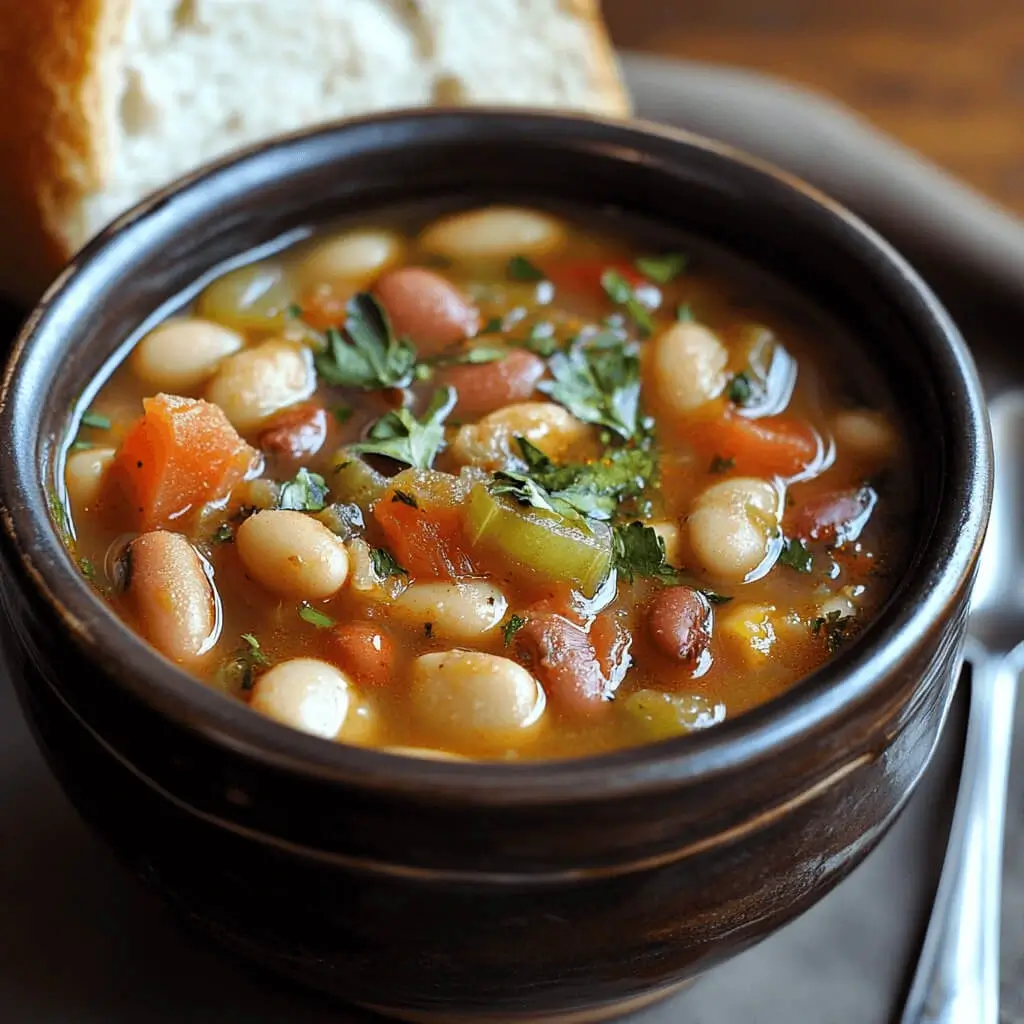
[{"x1": 0, "y1": 0, "x2": 629, "y2": 304}]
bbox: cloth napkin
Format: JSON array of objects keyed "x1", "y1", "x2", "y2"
[{"x1": 2, "y1": 53, "x2": 1023, "y2": 1024}]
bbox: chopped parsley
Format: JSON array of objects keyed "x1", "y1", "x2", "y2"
[
  {"x1": 218, "y1": 633, "x2": 270, "y2": 692},
  {"x1": 78, "y1": 557, "x2": 96, "y2": 580},
  {"x1": 481, "y1": 316, "x2": 504, "y2": 334},
  {"x1": 298, "y1": 604, "x2": 336, "y2": 629},
  {"x1": 539, "y1": 334, "x2": 641, "y2": 441},
  {"x1": 635, "y1": 252, "x2": 687, "y2": 284},
  {"x1": 612, "y1": 521, "x2": 683, "y2": 584},
  {"x1": 391, "y1": 489, "x2": 419, "y2": 508},
  {"x1": 600, "y1": 269, "x2": 654, "y2": 336},
  {"x1": 507, "y1": 255, "x2": 545, "y2": 282},
  {"x1": 811, "y1": 610, "x2": 854, "y2": 654},
  {"x1": 778, "y1": 538, "x2": 814, "y2": 574},
  {"x1": 676, "y1": 303, "x2": 695, "y2": 323},
  {"x1": 726, "y1": 371, "x2": 754, "y2": 405},
  {"x1": 211, "y1": 522, "x2": 234, "y2": 544},
  {"x1": 502, "y1": 614, "x2": 528, "y2": 646},
  {"x1": 453, "y1": 346, "x2": 506, "y2": 365},
  {"x1": 525, "y1": 322, "x2": 558, "y2": 357},
  {"x1": 81, "y1": 410, "x2": 111, "y2": 430},
  {"x1": 314, "y1": 292, "x2": 417, "y2": 389},
  {"x1": 708, "y1": 454, "x2": 736, "y2": 474},
  {"x1": 352, "y1": 386, "x2": 456, "y2": 470},
  {"x1": 333, "y1": 404, "x2": 354, "y2": 424},
  {"x1": 70, "y1": 440, "x2": 95, "y2": 452},
  {"x1": 277, "y1": 468, "x2": 329, "y2": 512},
  {"x1": 413, "y1": 363, "x2": 435, "y2": 381},
  {"x1": 370, "y1": 546, "x2": 409, "y2": 580}
]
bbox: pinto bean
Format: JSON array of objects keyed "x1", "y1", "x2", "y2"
[
  {"x1": 374, "y1": 268, "x2": 479, "y2": 354},
  {"x1": 441, "y1": 349, "x2": 546, "y2": 418},
  {"x1": 258, "y1": 403, "x2": 329, "y2": 460},
  {"x1": 514, "y1": 613, "x2": 609, "y2": 716},
  {"x1": 647, "y1": 587, "x2": 712, "y2": 662},
  {"x1": 789, "y1": 487, "x2": 876, "y2": 545},
  {"x1": 330, "y1": 623, "x2": 395, "y2": 689}
]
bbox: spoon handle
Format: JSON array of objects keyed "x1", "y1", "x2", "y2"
[{"x1": 900, "y1": 651, "x2": 1019, "y2": 1024}]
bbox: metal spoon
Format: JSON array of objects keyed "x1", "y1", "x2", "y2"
[{"x1": 901, "y1": 391, "x2": 1024, "y2": 1024}]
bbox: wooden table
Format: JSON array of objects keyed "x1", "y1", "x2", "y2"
[{"x1": 604, "y1": 0, "x2": 1024, "y2": 214}]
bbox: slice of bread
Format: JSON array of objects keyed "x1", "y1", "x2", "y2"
[{"x1": 0, "y1": 0, "x2": 629, "y2": 304}]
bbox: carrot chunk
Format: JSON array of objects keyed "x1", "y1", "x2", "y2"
[
  {"x1": 110, "y1": 394, "x2": 256, "y2": 529},
  {"x1": 690, "y1": 410, "x2": 820, "y2": 478}
]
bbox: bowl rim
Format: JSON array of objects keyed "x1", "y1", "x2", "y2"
[{"x1": 0, "y1": 107, "x2": 992, "y2": 806}]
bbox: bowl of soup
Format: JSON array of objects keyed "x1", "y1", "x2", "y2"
[{"x1": 0, "y1": 111, "x2": 990, "y2": 1022}]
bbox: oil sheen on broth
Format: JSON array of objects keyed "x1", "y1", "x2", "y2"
[{"x1": 61, "y1": 204, "x2": 910, "y2": 761}]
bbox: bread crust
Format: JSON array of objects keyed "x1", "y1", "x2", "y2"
[
  {"x1": 566, "y1": 0, "x2": 632, "y2": 118},
  {"x1": 0, "y1": 0, "x2": 131, "y2": 303}
]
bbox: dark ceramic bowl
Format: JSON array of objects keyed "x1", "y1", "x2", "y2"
[{"x1": 0, "y1": 111, "x2": 991, "y2": 1023}]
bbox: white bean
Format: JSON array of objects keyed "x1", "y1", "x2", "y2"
[
  {"x1": 650, "y1": 321, "x2": 728, "y2": 415},
  {"x1": 128, "y1": 531, "x2": 218, "y2": 664},
  {"x1": 65, "y1": 446, "x2": 116, "y2": 510},
  {"x1": 392, "y1": 581, "x2": 507, "y2": 640},
  {"x1": 236, "y1": 510, "x2": 349, "y2": 599},
  {"x1": 411, "y1": 650, "x2": 546, "y2": 752},
  {"x1": 130, "y1": 318, "x2": 244, "y2": 393},
  {"x1": 296, "y1": 229, "x2": 403, "y2": 291},
  {"x1": 250, "y1": 658, "x2": 351, "y2": 739},
  {"x1": 688, "y1": 477, "x2": 779, "y2": 582},
  {"x1": 205, "y1": 339, "x2": 315, "y2": 432},
  {"x1": 819, "y1": 593, "x2": 857, "y2": 620},
  {"x1": 451, "y1": 401, "x2": 589, "y2": 469},
  {"x1": 419, "y1": 207, "x2": 566, "y2": 262},
  {"x1": 833, "y1": 409, "x2": 898, "y2": 463}
]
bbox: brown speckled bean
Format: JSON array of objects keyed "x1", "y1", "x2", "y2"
[
  {"x1": 374, "y1": 268, "x2": 479, "y2": 354},
  {"x1": 647, "y1": 587, "x2": 712, "y2": 662}
]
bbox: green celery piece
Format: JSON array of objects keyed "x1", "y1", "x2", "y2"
[{"x1": 464, "y1": 484, "x2": 612, "y2": 598}]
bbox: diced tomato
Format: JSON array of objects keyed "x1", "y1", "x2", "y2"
[
  {"x1": 372, "y1": 473, "x2": 476, "y2": 580},
  {"x1": 110, "y1": 394, "x2": 256, "y2": 530},
  {"x1": 590, "y1": 610, "x2": 633, "y2": 687},
  {"x1": 544, "y1": 260, "x2": 646, "y2": 299},
  {"x1": 690, "y1": 409, "x2": 821, "y2": 479},
  {"x1": 301, "y1": 284, "x2": 350, "y2": 331}
]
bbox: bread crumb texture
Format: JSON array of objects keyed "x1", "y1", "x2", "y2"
[{"x1": 0, "y1": 0, "x2": 629, "y2": 303}]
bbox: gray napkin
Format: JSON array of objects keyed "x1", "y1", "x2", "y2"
[{"x1": 2, "y1": 54, "x2": 1023, "y2": 1024}]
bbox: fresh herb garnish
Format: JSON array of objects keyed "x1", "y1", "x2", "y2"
[
  {"x1": 454, "y1": 346, "x2": 506, "y2": 365},
  {"x1": 726, "y1": 371, "x2": 754, "y2": 405},
  {"x1": 490, "y1": 472, "x2": 569, "y2": 517},
  {"x1": 703, "y1": 591, "x2": 733, "y2": 605},
  {"x1": 370, "y1": 546, "x2": 409, "y2": 580},
  {"x1": 333, "y1": 404, "x2": 354, "y2": 424},
  {"x1": 79, "y1": 557, "x2": 96, "y2": 580},
  {"x1": 539, "y1": 334, "x2": 641, "y2": 441},
  {"x1": 600, "y1": 269, "x2": 654, "y2": 336},
  {"x1": 635, "y1": 253, "x2": 687, "y2": 284},
  {"x1": 525, "y1": 322, "x2": 558, "y2": 357},
  {"x1": 481, "y1": 316, "x2": 504, "y2": 334},
  {"x1": 414, "y1": 363, "x2": 435, "y2": 381},
  {"x1": 219, "y1": 633, "x2": 270, "y2": 692},
  {"x1": 676, "y1": 303, "x2": 695, "y2": 323},
  {"x1": 286, "y1": 302, "x2": 304, "y2": 319},
  {"x1": 811, "y1": 610, "x2": 854, "y2": 654},
  {"x1": 211, "y1": 522, "x2": 234, "y2": 545},
  {"x1": 612, "y1": 521, "x2": 683, "y2": 584},
  {"x1": 277, "y1": 468, "x2": 329, "y2": 512},
  {"x1": 708, "y1": 454, "x2": 735, "y2": 474},
  {"x1": 81, "y1": 410, "x2": 111, "y2": 430},
  {"x1": 352, "y1": 386, "x2": 456, "y2": 470},
  {"x1": 779, "y1": 538, "x2": 814, "y2": 574},
  {"x1": 502, "y1": 614, "x2": 528, "y2": 646},
  {"x1": 314, "y1": 292, "x2": 417, "y2": 389},
  {"x1": 298, "y1": 603, "x2": 336, "y2": 629},
  {"x1": 507, "y1": 255, "x2": 545, "y2": 282},
  {"x1": 391, "y1": 489, "x2": 419, "y2": 508}
]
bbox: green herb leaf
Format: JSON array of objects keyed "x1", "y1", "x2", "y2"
[
  {"x1": 370, "y1": 546, "x2": 409, "y2": 580},
  {"x1": 286, "y1": 302, "x2": 304, "y2": 319},
  {"x1": 333, "y1": 405, "x2": 354, "y2": 424},
  {"x1": 525, "y1": 322, "x2": 558, "y2": 357},
  {"x1": 277, "y1": 468, "x2": 329, "y2": 512},
  {"x1": 455, "y1": 346, "x2": 506, "y2": 365},
  {"x1": 218, "y1": 633, "x2": 270, "y2": 692},
  {"x1": 79, "y1": 557, "x2": 96, "y2": 580},
  {"x1": 600, "y1": 269, "x2": 654, "y2": 336},
  {"x1": 81, "y1": 410, "x2": 111, "y2": 430},
  {"x1": 414, "y1": 363, "x2": 435, "y2": 381},
  {"x1": 708, "y1": 454, "x2": 735, "y2": 474},
  {"x1": 70, "y1": 440, "x2": 95, "y2": 452},
  {"x1": 481, "y1": 316, "x2": 504, "y2": 334},
  {"x1": 612, "y1": 521, "x2": 683, "y2": 584},
  {"x1": 811, "y1": 610, "x2": 854, "y2": 654},
  {"x1": 703, "y1": 591, "x2": 733, "y2": 605},
  {"x1": 635, "y1": 253, "x2": 687, "y2": 284},
  {"x1": 490, "y1": 471, "x2": 565, "y2": 517},
  {"x1": 539, "y1": 334, "x2": 641, "y2": 441},
  {"x1": 779, "y1": 537, "x2": 814, "y2": 574},
  {"x1": 676, "y1": 303, "x2": 695, "y2": 323},
  {"x1": 391, "y1": 489, "x2": 419, "y2": 508},
  {"x1": 313, "y1": 292, "x2": 417, "y2": 389},
  {"x1": 507, "y1": 255, "x2": 545, "y2": 282},
  {"x1": 502, "y1": 614, "x2": 527, "y2": 646},
  {"x1": 211, "y1": 522, "x2": 234, "y2": 545},
  {"x1": 298, "y1": 603, "x2": 336, "y2": 629},
  {"x1": 352, "y1": 386, "x2": 456, "y2": 469},
  {"x1": 726, "y1": 371, "x2": 754, "y2": 405}
]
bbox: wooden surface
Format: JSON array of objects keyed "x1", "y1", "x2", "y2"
[{"x1": 604, "y1": 0, "x2": 1024, "y2": 214}]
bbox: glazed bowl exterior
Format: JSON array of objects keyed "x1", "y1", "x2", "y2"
[{"x1": 0, "y1": 111, "x2": 990, "y2": 1023}]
